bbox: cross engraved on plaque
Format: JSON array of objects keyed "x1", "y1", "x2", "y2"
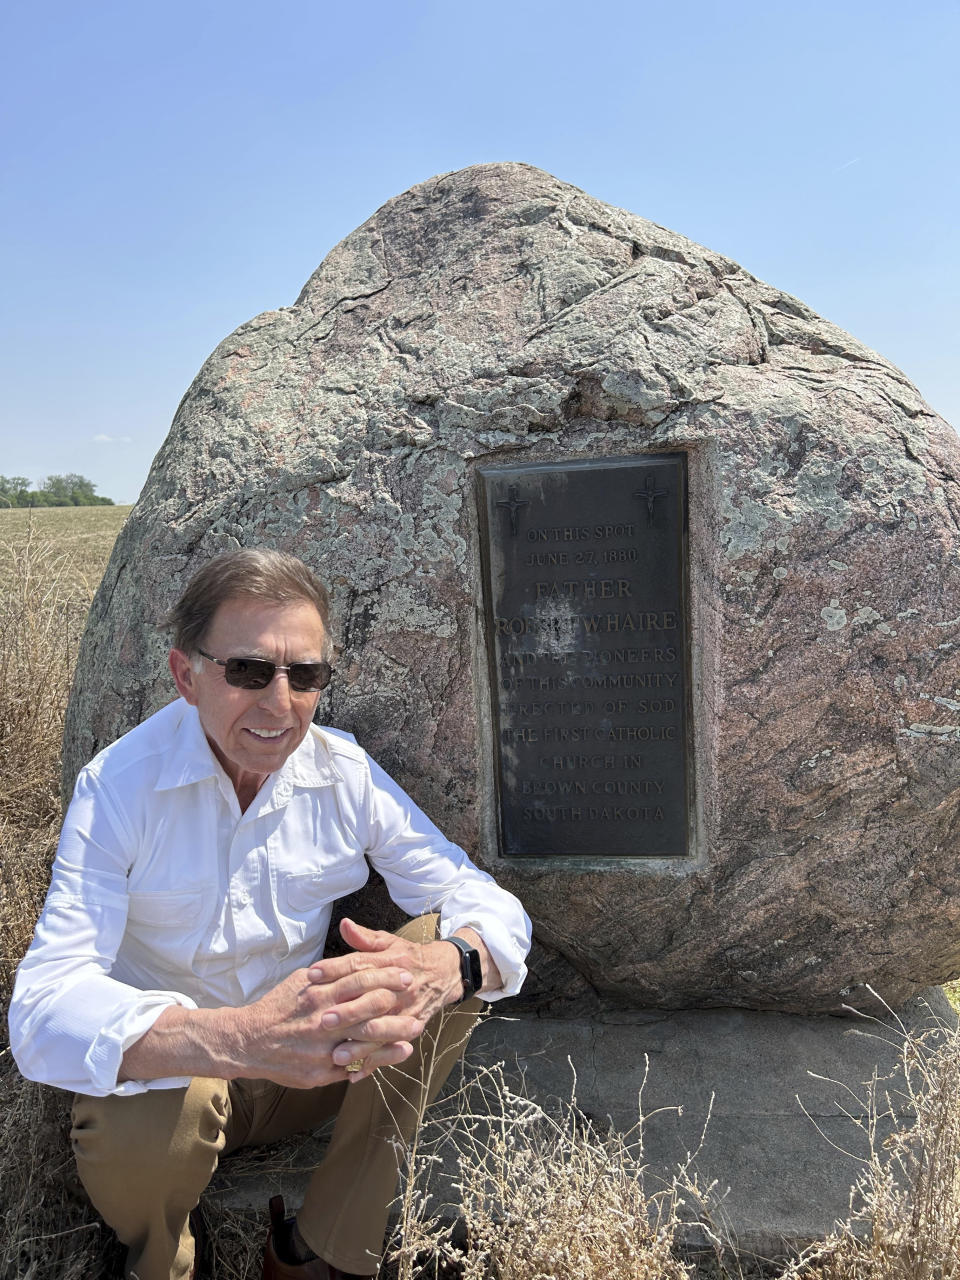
[
  {"x1": 496, "y1": 481, "x2": 535, "y2": 537},
  {"x1": 634, "y1": 473, "x2": 670, "y2": 526},
  {"x1": 496, "y1": 485, "x2": 529, "y2": 537}
]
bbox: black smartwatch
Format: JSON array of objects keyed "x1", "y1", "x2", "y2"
[{"x1": 444, "y1": 935, "x2": 483, "y2": 1002}]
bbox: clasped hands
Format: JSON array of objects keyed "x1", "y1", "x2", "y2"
[
  {"x1": 118, "y1": 918, "x2": 469, "y2": 1090},
  {"x1": 243, "y1": 917, "x2": 466, "y2": 1090},
  {"x1": 315, "y1": 917, "x2": 466, "y2": 1082}
]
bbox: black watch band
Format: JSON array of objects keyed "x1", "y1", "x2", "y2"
[{"x1": 444, "y1": 935, "x2": 483, "y2": 1002}]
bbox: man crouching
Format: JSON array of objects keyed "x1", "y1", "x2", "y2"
[{"x1": 10, "y1": 548, "x2": 531, "y2": 1280}]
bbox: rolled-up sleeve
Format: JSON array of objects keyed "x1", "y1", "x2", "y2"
[
  {"x1": 361, "y1": 758, "x2": 531, "y2": 1000},
  {"x1": 8, "y1": 770, "x2": 194, "y2": 1096}
]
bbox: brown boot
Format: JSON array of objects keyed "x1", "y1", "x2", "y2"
[{"x1": 262, "y1": 1197, "x2": 374, "y2": 1280}]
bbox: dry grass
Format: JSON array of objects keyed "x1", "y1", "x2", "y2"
[
  {"x1": 0, "y1": 506, "x2": 130, "y2": 823},
  {"x1": 385, "y1": 1059, "x2": 704, "y2": 1280},
  {"x1": 783, "y1": 1007, "x2": 960, "y2": 1280},
  {"x1": 0, "y1": 506, "x2": 128, "y2": 1280},
  {"x1": 4, "y1": 505, "x2": 960, "y2": 1280},
  {"x1": 0, "y1": 509, "x2": 130, "y2": 988},
  {"x1": 383, "y1": 1018, "x2": 960, "y2": 1280}
]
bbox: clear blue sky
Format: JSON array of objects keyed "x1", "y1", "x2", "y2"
[{"x1": 2, "y1": 0, "x2": 957, "y2": 503}]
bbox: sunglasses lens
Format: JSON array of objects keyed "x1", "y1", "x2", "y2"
[
  {"x1": 289, "y1": 662, "x2": 332, "y2": 692},
  {"x1": 220, "y1": 658, "x2": 333, "y2": 691},
  {"x1": 223, "y1": 657, "x2": 275, "y2": 689}
]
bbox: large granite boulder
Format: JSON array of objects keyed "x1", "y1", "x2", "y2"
[{"x1": 64, "y1": 162, "x2": 960, "y2": 1014}]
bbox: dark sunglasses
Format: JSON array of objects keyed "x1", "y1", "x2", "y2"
[{"x1": 197, "y1": 648, "x2": 333, "y2": 692}]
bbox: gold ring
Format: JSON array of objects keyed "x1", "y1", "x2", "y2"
[{"x1": 345, "y1": 1059, "x2": 364, "y2": 1074}]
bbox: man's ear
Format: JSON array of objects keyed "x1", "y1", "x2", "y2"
[{"x1": 169, "y1": 649, "x2": 199, "y2": 705}]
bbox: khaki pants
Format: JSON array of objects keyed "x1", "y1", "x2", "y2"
[{"x1": 70, "y1": 916, "x2": 481, "y2": 1280}]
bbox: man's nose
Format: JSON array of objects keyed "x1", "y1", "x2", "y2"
[{"x1": 258, "y1": 671, "x2": 293, "y2": 712}]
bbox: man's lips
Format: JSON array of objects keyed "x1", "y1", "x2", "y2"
[{"x1": 244, "y1": 727, "x2": 291, "y2": 740}]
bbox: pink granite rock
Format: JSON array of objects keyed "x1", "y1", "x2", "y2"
[{"x1": 64, "y1": 162, "x2": 960, "y2": 1013}]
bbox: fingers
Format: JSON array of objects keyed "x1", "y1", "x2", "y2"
[
  {"x1": 331, "y1": 1037, "x2": 381, "y2": 1067},
  {"x1": 307, "y1": 966, "x2": 421, "y2": 1039},
  {"x1": 308, "y1": 939, "x2": 452, "y2": 1027},
  {"x1": 332, "y1": 1038, "x2": 415, "y2": 1083},
  {"x1": 308, "y1": 945, "x2": 410, "y2": 984},
  {"x1": 339, "y1": 1011, "x2": 425, "y2": 1042},
  {"x1": 338, "y1": 916, "x2": 396, "y2": 953},
  {"x1": 320, "y1": 963, "x2": 413, "y2": 1006},
  {"x1": 322, "y1": 997, "x2": 423, "y2": 1039},
  {"x1": 242, "y1": 967, "x2": 421, "y2": 1090}
]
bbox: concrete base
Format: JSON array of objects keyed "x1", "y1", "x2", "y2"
[
  {"x1": 210, "y1": 990, "x2": 954, "y2": 1258},
  {"x1": 468, "y1": 992, "x2": 954, "y2": 1256}
]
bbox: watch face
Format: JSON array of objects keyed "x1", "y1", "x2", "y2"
[
  {"x1": 449, "y1": 936, "x2": 483, "y2": 999},
  {"x1": 462, "y1": 946, "x2": 483, "y2": 998}
]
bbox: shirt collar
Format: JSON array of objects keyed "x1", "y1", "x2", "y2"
[
  {"x1": 284, "y1": 725, "x2": 346, "y2": 790},
  {"x1": 154, "y1": 701, "x2": 345, "y2": 797},
  {"x1": 154, "y1": 701, "x2": 221, "y2": 791}
]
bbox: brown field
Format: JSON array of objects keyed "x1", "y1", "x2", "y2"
[
  {"x1": 0, "y1": 504, "x2": 131, "y2": 1279},
  {"x1": 0, "y1": 502, "x2": 131, "y2": 583},
  {"x1": 1, "y1": 506, "x2": 959, "y2": 1280}
]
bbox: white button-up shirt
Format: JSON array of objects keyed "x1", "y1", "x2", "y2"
[{"x1": 9, "y1": 699, "x2": 531, "y2": 1097}]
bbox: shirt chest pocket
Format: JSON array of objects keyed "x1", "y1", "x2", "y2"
[
  {"x1": 280, "y1": 861, "x2": 369, "y2": 915},
  {"x1": 274, "y1": 861, "x2": 368, "y2": 956},
  {"x1": 121, "y1": 887, "x2": 212, "y2": 979},
  {"x1": 127, "y1": 888, "x2": 207, "y2": 931}
]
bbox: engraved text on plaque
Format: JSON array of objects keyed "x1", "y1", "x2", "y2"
[{"x1": 478, "y1": 455, "x2": 690, "y2": 858}]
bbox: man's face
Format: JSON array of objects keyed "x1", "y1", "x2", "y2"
[{"x1": 169, "y1": 595, "x2": 328, "y2": 797}]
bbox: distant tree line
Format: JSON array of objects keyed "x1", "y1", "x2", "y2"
[{"x1": 0, "y1": 474, "x2": 115, "y2": 508}]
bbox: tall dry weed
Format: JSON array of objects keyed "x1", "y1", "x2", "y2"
[
  {"x1": 786, "y1": 1005, "x2": 960, "y2": 1280},
  {"x1": 386, "y1": 1057, "x2": 704, "y2": 1280}
]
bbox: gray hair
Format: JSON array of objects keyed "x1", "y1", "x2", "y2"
[{"x1": 165, "y1": 548, "x2": 333, "y2": 659}]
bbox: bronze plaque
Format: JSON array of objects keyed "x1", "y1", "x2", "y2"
[{"x1": 478, "y1": 455, "x2": 690, "y2": 858}]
